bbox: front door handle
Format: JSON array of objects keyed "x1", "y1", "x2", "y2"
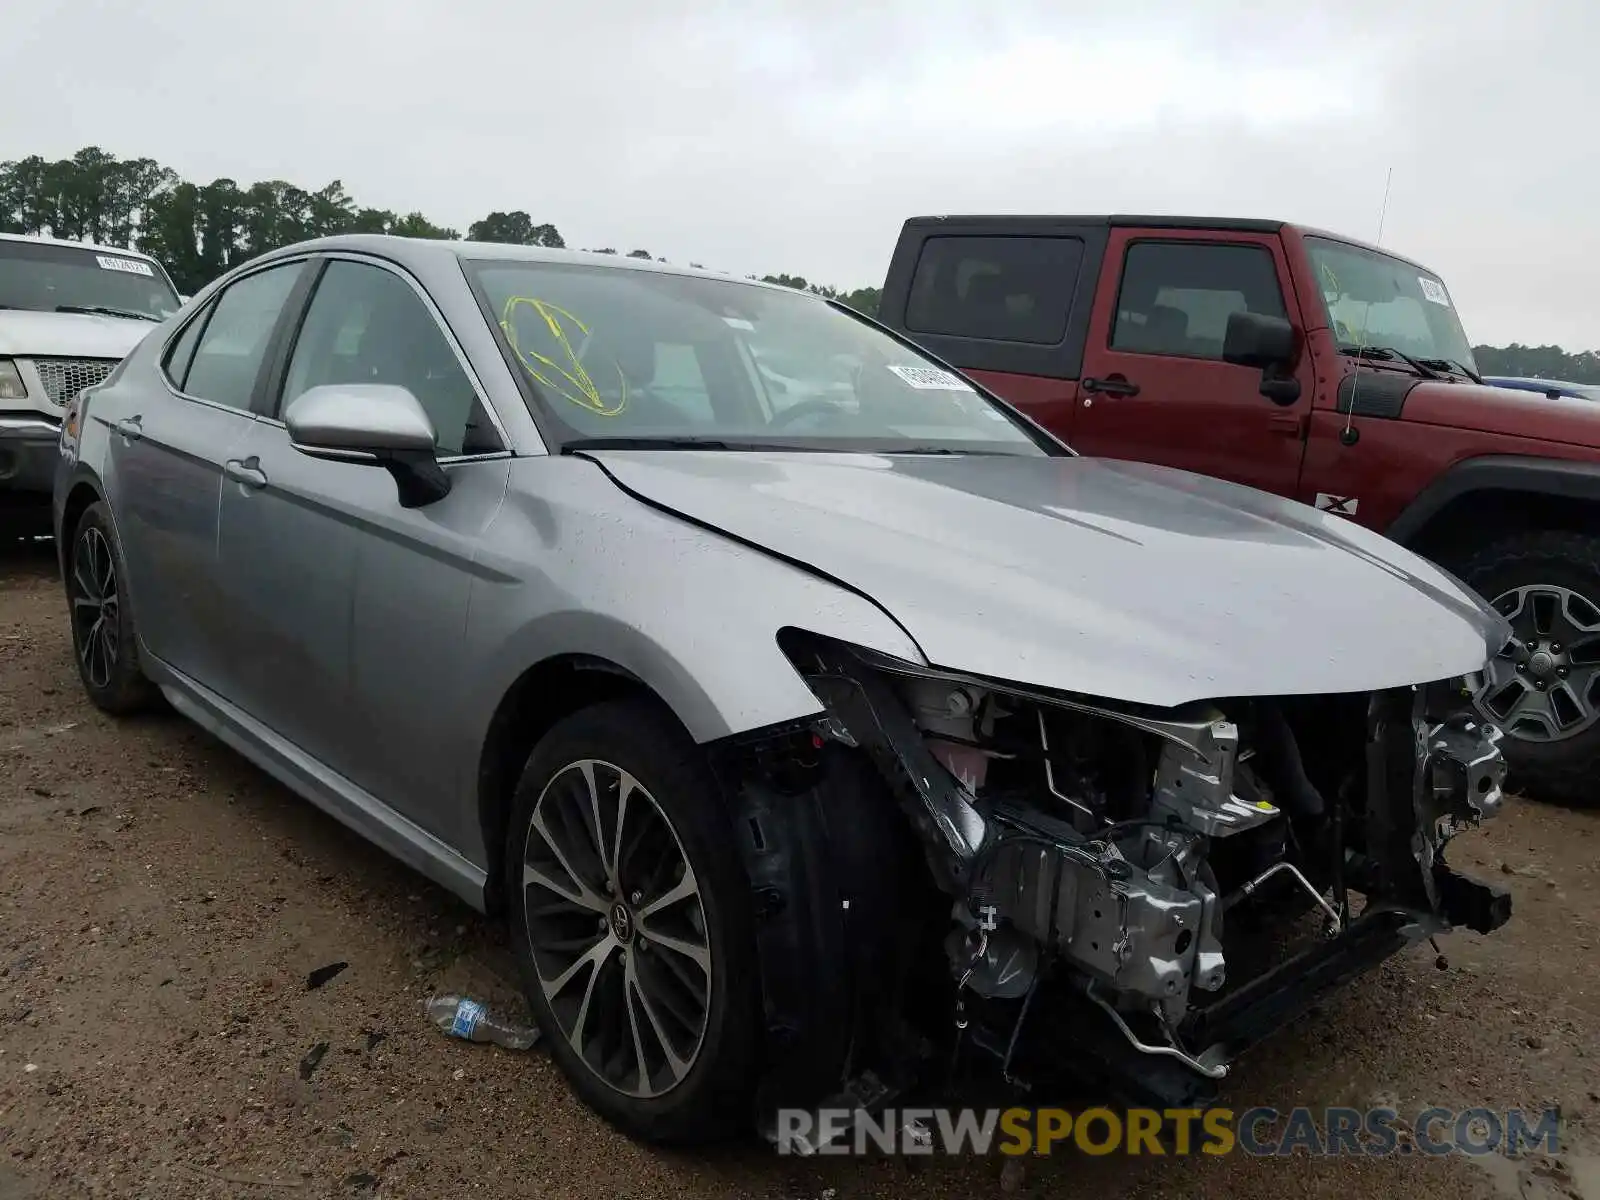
[
  {"x1": 115, "y1": 416, "x2": 143, "y2": 441},
  {"x1": 1082, "y1": 375, "x2": 1141, "y2": 397},
  {"x1": 1269, "y1": 412, "x2": 1306, "y2": 437},
  {"x1": 224, "y1": 456, "x2": 268, "y2": 489}
]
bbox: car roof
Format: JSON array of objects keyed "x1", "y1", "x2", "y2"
[
  {"x1": 0, "y1": 230, "x2": 163, "y2": 263},
  {"x1": 253, "y1": 234, "x2": 799, "y2": 294},
  {"x1": 898, "y1": 215, "x2": 1434, "y2": 271}
]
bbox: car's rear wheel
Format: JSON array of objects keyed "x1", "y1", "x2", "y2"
[
  {"x1": 65, "y1": 502, "x2": 160, "y2": 715},
  {"x1": 505, "y1": 699, "x2": 760, "y2": 1143},
  {"x1": 1460, "y1": 529, "x2": 1600, "y2": 806}
]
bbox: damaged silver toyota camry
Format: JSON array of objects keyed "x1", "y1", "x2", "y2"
[{"x1": 54, "y1": 237, "x2": 1513, "y2": 1145}]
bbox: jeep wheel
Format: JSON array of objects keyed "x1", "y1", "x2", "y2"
[
  {"x1": 1459, "y1": 530, "x2": 1600, "y2": 805},
  {"x1": 505, "y1": 700, "x2": 760, "y2": 1143},
  {"x1": 65, "y1": 501, "x2": 161, "y2": 715}
]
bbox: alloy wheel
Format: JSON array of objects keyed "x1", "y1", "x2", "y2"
[
  {"x1": 520, "y1": 759, "x2": 712, "y2": 1099},
  {"x1": 70, "y1": 526, "x2": 120, "y2": 691},
  {"x1": 1476, "y1": 583, "x2": 1600, "y2": 742}
]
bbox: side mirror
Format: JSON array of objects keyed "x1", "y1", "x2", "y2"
[
  {"x1": 285, "y1": 383, "x2": 451, "y2": 508},
  {"x1": 1223, "y1": 311, "x2": 1296, "y2": 369},
  {"x1": 1222, "y1": 311, "x2": 1302, "y2": 407}
]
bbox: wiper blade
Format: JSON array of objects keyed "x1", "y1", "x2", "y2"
[
  {"x1": 55, "y1": 304, "x2": 161, "y2": 322},
  {"x1": 560, "y1": 436, "x2": 799, "y2": 454},
  {"x1": 1340, "y1": 344, "x2": 1444, "y2": 380},
  {"x1": 1416, "y1": 357, "x2": 1484, "y2": 384}
]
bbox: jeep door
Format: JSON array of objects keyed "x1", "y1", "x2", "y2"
[{"x1": 1073, "y1": 229, "x2": 1314, "y2": 497}]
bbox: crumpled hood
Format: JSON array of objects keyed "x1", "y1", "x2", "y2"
[
  {"x1": 1405, "y1": 380, "x2": 1600, "y2": 449},
  {"x1": 0, "y1": 310, "x2": 153, "y2": 360},
  {"x1": 588, "y1": 449, "x2": 1509, "y2": 707}
]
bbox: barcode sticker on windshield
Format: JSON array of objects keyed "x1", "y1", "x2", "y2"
[
  {"x1": 888, "y1": 364, "x2": 972, "y2": 391},
  {"x1": 96, "y1": 255, "x2": 154, "y2": 277},
  {"x1": 1418, "y1": 276, "x2": 1450, "y2": 306}
]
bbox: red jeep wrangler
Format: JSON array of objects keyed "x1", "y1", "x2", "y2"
[{"x1": 879, "y1": 215, "x2": 1600, "y2": 803}]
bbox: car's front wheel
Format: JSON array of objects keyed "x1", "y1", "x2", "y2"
[
  {"x1": 64, "y1": 501, "x2": 160, "y2": 715},
  {"x1": 505, "y1": 699, "x2": 760, "y2": 1143}
]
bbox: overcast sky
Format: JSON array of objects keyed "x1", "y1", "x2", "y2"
[{"x1": 4, "y1": 0, "x2": 1595, "y2": 348}]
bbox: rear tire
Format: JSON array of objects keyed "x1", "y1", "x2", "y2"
[
  {"x1": 64, "y1": 501, "x2": 161, "y2": 716},
  {"x1": 505, "y1": 699, "x2": 760, "y2": 1143},
  {"x1": 1456, "y1": 529, "x2": 1600, "y2": 806}
]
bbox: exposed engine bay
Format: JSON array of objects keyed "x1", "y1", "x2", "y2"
[{"x1": 760, "y1": 632, "x2": 1512, "y2": 1118}]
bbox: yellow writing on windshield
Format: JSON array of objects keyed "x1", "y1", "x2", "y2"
[{"x1": 500, "y1": 295, "x2": 628, "y2": 417}]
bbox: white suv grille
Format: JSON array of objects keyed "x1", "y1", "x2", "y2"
[{"x1": 33, "y1": 357, "x2": 117, "y2": 408}]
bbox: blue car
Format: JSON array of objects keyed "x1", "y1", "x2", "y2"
[{"x1": 1484, "y1": 375, "x2": 1600, "y2": 401}]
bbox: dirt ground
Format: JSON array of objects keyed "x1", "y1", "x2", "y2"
[{"x1": 1, "y1": 538, "x2": 1597, "y2": 1200}]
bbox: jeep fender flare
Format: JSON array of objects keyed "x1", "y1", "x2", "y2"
[{"x1": 1386, "y1": 454, "x2": 1600, "y2": 550}]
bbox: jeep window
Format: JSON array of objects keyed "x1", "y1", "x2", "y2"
[
  {"x1": 905, "y1": 236, "x2": 1082, "y2": 345},
  {"x1": 469, "y1": 260, "x2": 1050, "y2": 455},
  {"x1": 1112, "y1": 242, "x2": 1287, "y2": 360},
  {"x1": 1305, "y1": 237, "x2": 1478, "y2": 373},
  {"x1": 0, "y1": 239, "x2": 180, "y2": 320}
]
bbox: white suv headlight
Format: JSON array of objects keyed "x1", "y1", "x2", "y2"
[{"x1": 0, "y1": 360, "x2": 26, "y2": 401}]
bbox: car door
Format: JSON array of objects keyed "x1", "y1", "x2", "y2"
[
  {"x1": 1073, "y1": 231, "x2": 1313, "y2": 497},
  {"x1": 214, "y1": 254, "x2": 510, "y2": 839},
  {"x1": 106, "y1": 259, "x2": 308, "y2": 691}
]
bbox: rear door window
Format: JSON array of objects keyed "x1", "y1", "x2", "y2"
[
  {"x1": 905, "y1": 236, "x2": 1082, "y2": 345},
  {"x1": 162, "y1": 309, "x2": 208, "y2": 390},
  {"x1": 1111, "y1": 242, "x2": 1285, "y2": 360}
]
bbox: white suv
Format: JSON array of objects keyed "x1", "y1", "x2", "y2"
[{"x1": 1, "y1": 233, "x2": 181, "y2": 535}]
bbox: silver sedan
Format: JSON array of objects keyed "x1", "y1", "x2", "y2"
[{"x1": 54, "y1": 236, "x2": 1512, "y2": 1146}]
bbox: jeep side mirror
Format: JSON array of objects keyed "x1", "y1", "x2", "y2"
[
  {"x1": 1223, "y1": 311, "x2": 1296, "y2": 369},
  {"x1": 1223, "y1": 311, "x2": 1302, "y2": 407}
]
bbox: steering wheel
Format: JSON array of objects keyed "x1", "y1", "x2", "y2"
[{"x1": 767, "y1": 397, "x2": 851, "y2": 429}]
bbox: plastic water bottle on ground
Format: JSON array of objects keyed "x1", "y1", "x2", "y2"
[{"x1": 425, "y1": 994, "x2": 540, "y2": 1050}]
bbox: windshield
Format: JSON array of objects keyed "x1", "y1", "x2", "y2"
[
  {"x1": 0, "y1": 239, "x2": 181, "y2": 321},
  {"x1": 467, "y1": 260, "x2": 1049, "y2": 455},
  {"x1": 1303, "y1": 237, "x2": 1477, "y2": 373}
]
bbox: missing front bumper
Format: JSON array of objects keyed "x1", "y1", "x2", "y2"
[{"x1": 988, "y1": 861, "x2": 1510, "y2": 1110}]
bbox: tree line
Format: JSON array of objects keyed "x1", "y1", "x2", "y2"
[
  {"x1": 6, "y1": 147, "x2": 1591, "y2": 372},
  {"x1": 0, "y1": 146, "x2": 882, "y2": 315},
  {"x1": 1470, "y1": 344, "x2": 1600, "y2": 384}
]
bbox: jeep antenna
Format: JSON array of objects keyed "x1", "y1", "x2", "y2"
[{"x1": 1341, "y1": 167, "x2": 1395, "y2": 446}]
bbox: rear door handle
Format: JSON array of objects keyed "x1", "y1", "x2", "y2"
[
  {"x1": 224, "y1": 456, "x2": 268, "y2": 489},
  {"x1": 1082, "y1": 376, "x2": 1141, "y2": 397},
  {"x1": 115, "y1": 416, "x2": 143, "y2": 441}
]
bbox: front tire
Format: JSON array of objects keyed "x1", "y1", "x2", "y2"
[
  {"x1": 505, "y1": 700, "x2": 760, "y2": 1143},
  {"x1": 64, "y1": 501, "x2": 160, "y2": 715},
  {"x1": 1458, "y1": 529, "x2": 1600, "y2": 805}
]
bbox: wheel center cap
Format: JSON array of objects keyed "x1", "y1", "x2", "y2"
[
  {"x1": 609, "y1": 902, "x2": 634, "y2": 944},
  {"x1": 1528, "y1": 650, "x2": 1556, "y2": 679}
]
